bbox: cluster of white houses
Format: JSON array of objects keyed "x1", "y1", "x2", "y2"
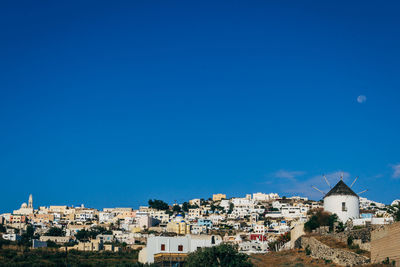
[{"x1": 1, "y1": 179, "x2": 398, "y2": 264}]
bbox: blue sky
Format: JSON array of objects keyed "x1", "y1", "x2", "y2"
[{"x1": 1, "y1": 1, "x2": 400, "y2": 212}]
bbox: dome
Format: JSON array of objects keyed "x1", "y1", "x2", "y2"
[{"x1": 21, "y1": 202, "x2": 27, "y2": 208}]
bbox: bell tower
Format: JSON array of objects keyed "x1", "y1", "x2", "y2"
[{"x1": 28, "y1": 194, "x2": 33, "y2": 208}]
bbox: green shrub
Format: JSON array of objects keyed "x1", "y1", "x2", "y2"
[
  {"x1": 185, "y1": 244, "x2": 253, "y2": 267},
  {"x1": 305, "y1": 245, "x2": 311, "y2": 256},
  {"x1": 347, "y1": 236, "x2": 353, "y2": 246},
  {"x1": 304, "y1": 209, "x2": 338, "y2": 232}
]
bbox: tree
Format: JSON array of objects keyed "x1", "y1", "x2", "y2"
[
  {"x1": 182, "y1": 202, "x2": 190, "y2": 212},
  {"x1": 148, "y1": 199, "x2": 169, "y2": 210},
  {"x1": 75, "y1": 229, "x2": 91, "y2": 241},
  {"x1": 228, "y1": 203, "x2": 234, "y2": 214},
  {"x1": 211, "y1": 204, "x2": 216, "y2": 212},
  {"x1": 46, "y1": 227, "x2": 65, "y2": 237},
  {"x1": 185, "y1": 244, "x2": 253, "y2": 267},
  {"x1": 393, "y1": 205, "x2": 400, "y2": 221},
  {"x1": 75, "y1": 227, "x2": 111, "y2": 241},
  {"x1": 304, "y1": 209, "x2": 338, "y2": 232},
  {"x1": 0, "y1": 237, "x2": 11, "y2": 249},
  {"x1": 182, "y1": 202, "x2": 199, "y2": 212},
  {"x1": 46, "y1": 240, "x2": 59, "y2": 248},
  {"x1": 172, "y1": 205, "x2": 181, "y2": 213},
  {"x1": 268, "y1": 232, "x2": 291, "y2": 251},
  {"x1": 26, "y1": 225, "x2": 34, "y2": 238},
  {"x1": 19, "y1": 224, "x2": 35, "y2": 247}
]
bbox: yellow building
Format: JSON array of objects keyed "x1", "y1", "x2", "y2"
[
  {"x1": 212, "y1": 194, "x2": 226, "y2": 202},
  {"x1": 66, "y1": 240, "x2": 102, "y2": 252},
  {"x1": 166, "y1": 215, "x2": 191, "y2": 235}
]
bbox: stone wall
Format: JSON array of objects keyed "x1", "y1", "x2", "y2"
[
  {"x1": 320, "y1": 226, "x2": 372, "y2": 252},
  {"x1": 298, "y1": 236, "x2": 369, "y2": 266},
  {"x1": 327, "y1": 227, "x2": 371, "y2": 243},
  {"x1": 353, "y1": 239, "x2": 370, "y2": 252},
  {"x1": 289, "y1": 222, "x2": 305, "y2": 249},
  {"x1": 371, "y1": 222, "x2": 400, "y2": 266}
]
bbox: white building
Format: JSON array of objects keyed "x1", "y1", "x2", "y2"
[
  {"x1": 187, "y1": 208, "x2": 201, "y2": 220},
  {"x1": 191, "y1": 225, "x2": 207, "y2": 234},
  {"x1": 289, "y1": 196, "x2": 308, "y2": 201},
  {"x1": 391, "y1": 199, "x2": 400, "y2": 206},
  {"x1": 146, "y1": 210, "x2": 170, "y2": 223},
  {"x1": 254, "y1": 224, "x2": 266, "y2": 235},
  {"x1": 359, "y1": 197, "x2": 385, "y2": 209},
  {"x1": 231, "y1": 198, "x2": 253, "y2": 207},
  {"x1": 2, "y1": 233, "x2": 21, "y2": 241},
  {"x1": 138, "y1": 235, "x2": 222, "y2": 264},
  {"x1": 353, "y1": 217, "x2": 394, "y2": 226},
  {"x1": 99, "y1": 212, "x2": 115, "y2": 223},
  {"x1": 219, "y1": 200, "x2": 230, "y2": 211},
  {"x1": 252, "y1": 193, "x2": 279, "y2": 202},
  {"x1": 13, "y1": 194, "x2": 34, "y2": 215},
  {"x1": 281, "y1": 206, "x2": 308, "y2": 219},
  {"x1": 239, "y1": 241, "x2": 269, "y2": 254},
  {"x1": 323, "y1": 180, "x2": 359, "y2": 223}
]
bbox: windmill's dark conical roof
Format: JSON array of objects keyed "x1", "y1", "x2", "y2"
[{"x1": 324, "y1": 180, "x2": 358, "y2": 198}]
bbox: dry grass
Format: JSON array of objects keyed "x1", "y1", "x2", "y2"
[
  {"x1": 311, "y1": 235, "x2": 347, "y2": 249},
  {"x1": 250, "y1": 249, "x2": 339, "y2": 267},
  {"x1": 312, "y1": 234, "x2": 370, "y2": 258}
]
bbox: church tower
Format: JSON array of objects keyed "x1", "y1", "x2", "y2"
[{"x1": 28, "y1": 194, "x2": 33, "y2": 208}]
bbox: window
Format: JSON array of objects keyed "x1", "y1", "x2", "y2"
[
  {"x1": 342, "y1": 202, "x2": 347, "y2": 212},
  {"x1": 161, "y1": 244, "x2": 165, "y2": 251},
  {"x1": 211, "y1": 236, "x2": 215, "y2": 244},
  {"x1": 178, "y1": 245, "x2": 183, "y2": 251}
]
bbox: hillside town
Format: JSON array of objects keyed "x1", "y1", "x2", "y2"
[{"x1": 1, "y1": 179, "x2": 400, "y2": 266}]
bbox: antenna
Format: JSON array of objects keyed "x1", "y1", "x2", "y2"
[
  {"x1": 340, "y1": 173, "x2": 343, "y2": 181},
  {"x1": 357, "y1": 189, "x2": 368, "y2": 195},
  {"x1": 312, "y1": 186, "x2": 325, "y2": 195},
  {"x1": 323, "y1": 175, "x2": 331, "y2": 188},
  {"x1": 350, "y1": 176, "x2": 358, "y2": 188}
]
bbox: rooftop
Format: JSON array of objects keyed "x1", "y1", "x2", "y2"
[{"x1": 324, "y1": 180, "x2": 358, "y2": 198}]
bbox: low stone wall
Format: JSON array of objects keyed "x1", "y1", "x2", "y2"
[
  {"x1": 298, "y1": 236, "x2": 369, "y2": 266},
  {"x1": 321, "y1": 226, "x2": 372, "y2": 252},
  {"x1": 327, "y1": 227, "x2": 372, "y2": 243},
  {"x1": 353, "y1": 239, "x2": 370, "y2": 252}
]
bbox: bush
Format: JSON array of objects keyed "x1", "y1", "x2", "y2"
[
  {"x1": 148, "y1": 199, "x2": 169, "y2": 210},
  {"x1": 305, "y1": 245, "x2": 311, "y2": 256},
  {"x1": 304, "y1": 209, "x2": 338, "y2": 232},
  {"x1": 185, "y1": 244, "x2": 253, "y2": 267},
  {"x1": 347, "y1": 236, "x2": 353, "y2": 246},
  {"x1": 46, "y1": 240, "x2": 60, "y2": 248},
  {"x1": 46, "y1": 227, "x2": 65, "y2": 237}
]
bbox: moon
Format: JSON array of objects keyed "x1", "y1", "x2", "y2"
[{"x1": 357, "y1": 95, "x2": 367, "y2": 103}]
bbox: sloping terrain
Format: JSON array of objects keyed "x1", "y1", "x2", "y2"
[{"x1": 250, "y1": 249, "x2": 338, "y2": 267}]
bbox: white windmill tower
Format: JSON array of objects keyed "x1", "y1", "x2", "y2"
[{"x1": 313, "y1": 174, "x2": 366, "y2": 223}]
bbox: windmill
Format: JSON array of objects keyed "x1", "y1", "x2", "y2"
[{"x1": 312, "y1": 174, "x2": 367, "y2": 222}]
